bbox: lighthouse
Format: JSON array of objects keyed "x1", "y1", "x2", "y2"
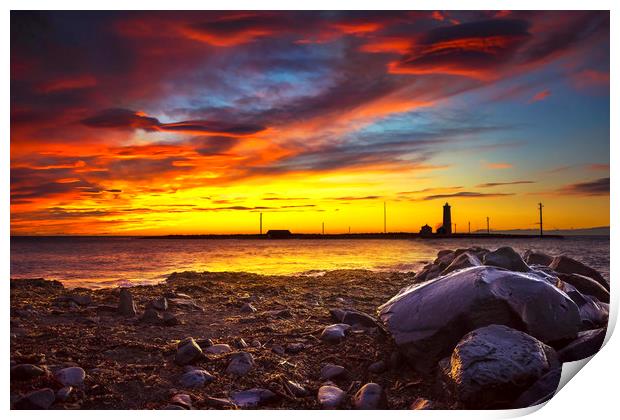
[{"x1": 443, "y1": 202, "x2": 452, "y2": 234}]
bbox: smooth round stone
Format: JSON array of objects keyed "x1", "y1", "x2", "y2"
[
  {"x1": 226, "y1": 352, "x2": 254, "y2": 376},
  {"x1": 230, "y1": 388, "x2": 276, "y2": 408},
  {"x1": 175, "y1": 337, "x2": 203, "y2": 365},
  {"x1": 179, "y1": 369, "x2": 215, "y2": 388},
  {"x1": 353, "y1": 383, "x2": 386, "y2": 409},
  {"x1": 11, "y1": 364, "x2": 47, "y2": 381},
  {"x1": 320, "y1": 324, "x2": 351, "y2": 344},
  {"x1": 320, "y1": 363, "x2": 346, "y2": 380},
  {"x1": 205, "y1": 344, "x2": 232, "y2": 354},
  {"x1": 240, "y1": 303, "x2": 257, "y2": 313},
  {"x1": 318, "y1": 385, "x2": 345, "y2": 409},
  {"x1": 170, "y1": 393, "x2": 192, "y2": 409},
  {"x1": 14, "y1": 388, "x2": 55, "y2": 409},
  {"x1": 56, "y1": 386, "x2": 73, "y2": 402},
  {"x1": 368, "y1": 361, "x2": 386, "y2": 373},
  {"x1": 55, "y1": 367, "x2": 85, "y2": 387}
]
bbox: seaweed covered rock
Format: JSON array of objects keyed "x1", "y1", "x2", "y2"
[
  {"x1": 378, "y1": 266, "x2": 580, "y2": 372},
  {"x1": 446, "y1": 325, "x2": 557, "y2": 409}
]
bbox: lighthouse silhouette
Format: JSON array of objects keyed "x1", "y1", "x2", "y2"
[{"x1": 443, "y1": 202, "x2": 452, "y2": 234}]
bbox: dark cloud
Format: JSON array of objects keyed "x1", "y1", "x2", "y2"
[
  {"x1": 422, "y1": 191, "x2": 515, "y2": 200},
  {"x1": 558, "y1": 177, "x2": 609, "y2": 196},
  {"x1": 476, "y1": 180, "x2": 535, "y2": 188}
]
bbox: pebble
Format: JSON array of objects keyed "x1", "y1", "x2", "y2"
[
  {"x1": 230, "y1": 388, "x2": 277, "y2": 408},
  {"x1": 353, "y1": 383, "x2": 386, "y2": 409},
  {"x1": 286, "y1": 343, "x2": 305, "y2": 354},
  {"x1": 140, "y1": 308, "x2": 162, "y2": 324},
  {"x1": 368, "y1": 360, "x2": 386, "y2": 373},
  {"x1": 117, "y1": 288, "x2": 137, "y2": 317},
  {"x1": 179, "y1": 369, "x2": 215, "y2": 388},
  {"x1": 317, "y1": 385, "x2": 345, "y2": 409},
  {"x1": 151, "y1": 297, "x2": 168, "y2": 311},
  {"x1": 196, "y1": 338, "x2": 214, "y2": 348},
  {"x1": 226, "y1": 352, "x2": 254, "y2": 376},
  {"x1": 251, "y1": 339, "x2": 262, "y2": 347},
  {"x1": 55, "y1": 367, "x2": 85, "y2": 387},
  {"x1": 320, "y1": 363, "x2": 346, "y2": 380},
  {"x1": 204, "y1": 344, "x2": 232, "y2": 355},
  {"x1": 271, "y1": 345, "x2": 285, "y2": 355},
  {"x1": 11, "y1": 364, "x2": 47, "y2": 382},
  {"x1": 56, "y1": 386, "x2": 73, "y2": 402},
  {"x1": 170, "y1": 393, "x2": 192, "y2": 409},
  {"x1": 175, "y1": 337, "x2": 203, "y2": 365},
  {"x1": 233, "y1": 337, "x2": 248, "y2": 348},
  {"x1": 240, "y1": 303, "x2": 257, "y2": 313},
  {"x1": 14, "y1": 388, "x2": 55, "y2": 409},
  {"x1": 320, "y1": 324, "x2": 351, "y2": 344}
]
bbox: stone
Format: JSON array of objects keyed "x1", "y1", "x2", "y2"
[
  {"x1": 550, "y1": 255, "x2": 609, "y2": 291},
  {"x1": 205, "y1": 343, "x2": 232, "y2": 355},
  {"x1": 230, "y1": 388, "x2": 277, "y2": 408},
  {"x1": 564, "y1": 289, "x2": 609, "y2": 329},
  {"x1": 14, "y1": 388, "x2": 55, "y2": 409},
  {"x1": 320, "y1": 363, "x2": 346, "y2": 380},
  {"x1": 56, "y1": 386, "x2": 73, "y2": 402},
  {"x1": 226, "y1": 352, "x2": 254, "y2": 376},
  {"x1": 286, "y1": 343, "x2": 305, "y2": 354},
  {"x1": 179, "y1": 369, "x2": 215, "y2": 388},
  {"x1": 62, "y1": 295, "x2": 92, "y2": 306},
  {"x1": 320, "y1": 324, "x2": 351, "y2": 344},
  {"x1": 175, "y1": 337, "x2": 203, "y2": 365},
  {"x1": 329, "y1": 308, "x2": 379, "y2": 328},
  {"x1": 234, "y1": 337, "x2": 248, "y2": 348},
  {"x1": 240, "y1": 303, "x2": 257, "y2": 313},
  {"x1": 440, "y1": 252, "x2": 481, "y2": 276},
  {"x1": 11, "y1": 364, "x2": 47, "y2": 382},
  {"x1": 118, "y1": 288, "x2": 137, "y2": 317},
  {"x1": 558, "y1": 328, "x2": 606, "y2": 362},
  {"x1": 378, "y1": 266, "x2": 580, "y2": 372},
  {"x1": 251, "y1": 339, "x2": 262, "y2": 347},
  {"x1": 353, "y1": 383, "x2": 386, "y2": 409},
  {"x1": 483, "y1": 246, "x2": 529, "y2": 272},
  {"x1": 512, "y1": 368, "x2": 561, "y2": 408},
  {"x1": 558, "y1": 272, "x2": 610, "y2": 303},
  {"x1": 523, "y1": 250, "x2": 553, "y2": 266},
  {"x1": 196, "y1": 338, "x2": 214, "y2": 348},
  {"x1": 151, "y1": 297, "x2": 168, "y2": 311},
  {"x1": 163, "y1": 312, "x2": 179, "y2": 326},
  {"x1": 446, "y1": 325, "x2": 556, "y2": 409},
  {"x1": 368, "y1": 360, "x2": 386, "y2": 373},
  {"x1": 285, "y1": 380, "x2": 308, "y2": 397},
  {"x1": 171, "y1": 393, "x2": 192, "y2": 409},
  {"x1": 140, "y1": 308, "x2": 162, "y2": 324},
  {"x1": 410, "y1": 398, "x2": 442, "y2": 410},
  {"x1": 318, "y1": 385, "x2": 345, "y2": 409},
  {"x1": 271, "y1": 345, "x2": 285, "y2": 355},
  {"x1": 55, "y1": 367, "x2": 85, "y2": 387},
  {"x1": 168, "y1": 298, "x2": 204, "y2": 312}
]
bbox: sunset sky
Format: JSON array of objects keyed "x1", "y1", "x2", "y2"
[{"x1": 10, "y1": 11, "x2": 609, "y2": 235}]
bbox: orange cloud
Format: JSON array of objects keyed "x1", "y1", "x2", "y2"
[{"x1": 529, "y1": 89, "x2": 551, "y2": 103}]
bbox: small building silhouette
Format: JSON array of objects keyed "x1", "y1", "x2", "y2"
[
  {"x1": 436, "y1": 226, "x2": 447, "y2": 234},
  {"x1": 419, "y1": 224, "x2": 432, "y2": 236},
  {"x1": 266, "y1": 229, "x2": 292, "y2": 239}
]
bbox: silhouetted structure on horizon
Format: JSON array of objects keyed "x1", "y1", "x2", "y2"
[
  {"x1": 266, "y1": 230, "x2": 292, "y2": 239},
  {"x1": 441, "y1": 202, "x2": 452, "y2": 234},
  {"x1": 419, "y1": 224, "x2": 432, "y2": 236}
]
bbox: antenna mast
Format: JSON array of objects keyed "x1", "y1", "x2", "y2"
[{"x1": 538, "y1": 202, "x2": 544, "y2": 237}]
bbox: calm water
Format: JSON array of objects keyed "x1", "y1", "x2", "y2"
[{"x1": 10, "y1": 236, "x2": 609, "y2": 289}]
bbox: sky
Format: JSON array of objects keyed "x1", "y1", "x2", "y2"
[{"x1": 10, "y1": 10, "x2": 610, "y2": 235}]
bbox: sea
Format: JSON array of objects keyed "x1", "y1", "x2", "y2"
[{"x1": 10, "y1": 236, "x2": 610, "y2": 289}]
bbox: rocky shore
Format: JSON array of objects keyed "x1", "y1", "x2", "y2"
[{"x1": 10, "y1": 247, "x2": 609, "y2": 410}]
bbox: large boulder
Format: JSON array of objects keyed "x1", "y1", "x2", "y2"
[
  {"x1": 557, "y1": 272, "x2": 609, "y2": 303},
  {"x1": 512, "y1": 368, "x2": 561, "y2": 408},
  {"x1": 564, "y1": 289, "x2": 608, "y2": 330},
  {"x1": 440, "y1": 252, "x2": 481, "y2": 276},
  {"x1": 482, "y1": 247, "x2": 529, "y2": 272},
  {"x1": 550, "y1": 255, "x2": 609, "y2": 291},
  {"x1": 446, "y1": 325, "x2": 557, "y2": 409},
  {"x1": 523, "y1": 250, "x2": 553, "y2": 266},
  {"x1": 558, "y1": 328, "x2": 606, "y2": 362},
  {"x1": 378, "y1": 266, "x2": 580, "y2": 372}
]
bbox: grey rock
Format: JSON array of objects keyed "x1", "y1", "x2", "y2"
[
  {"x1": 179, "y1": 369, "x2": 215, "y2": 388},
  {"x1": 171, "y1": 393, "x2": 192, "y2": 409},
  {"x1": 483, "y1": 247, "x2": 529, "y2": 272},
  {"x1": 175, "y1": 337, "x2": 203, "y2": 365},
  {"x1": 512, "y1": 368, "x2": 561, "y2": 408},
  {"x1": 523, "y1": 250, "x2": 553, "y2": 266},
  {"x1": 196, "y1": 338, "x2": 213, "y2": 348},
  {"x1": 558, "y1": 272, "x2": 609, "y2": 303},
  {"x1": 320, "y1": 324, "x2": 351, "y2": 344},
  {"x1": 447, "y1": 325, "x2": 555, "y2": 409},
  {"x1": 168, "y1": 298, "x2": 204, "y2": 312},
  {"x1": 320, "y1": 363, "x2": 346, "y2": 380},
  {"x1": 318, "y1": 385, "x2": 345, "y2": 409},
  {"x1": 234, "y1": 337, "x2": 248, "y2": 348},
  {"x1": 558, "y1": 328, "x2": 606, "y2": 362},
  {"x1": 564, "y1": 289, "x2": 609, "y2": 329},
  {"x1": 379, "y1": 266, "x2": 580, "y2": 372},
  {"x1": 329, "y1": 308, "x2": 379, "y2": 328},
  {"x1": 151, "y1": 297, "x2": 168, "y2": 311},
  {"x1": 230, "y1": 388, "x2": 276, "y2": 408},
  {"x1": 226, "y1": 352, "x2": 254, "y2": 376},
  {"x1": 441, "y1": 252, "x2": 481, "y2": 276},
  {"x1": 251, "y1": 339, "x2": 262, "y2": 347},
  {"x1": 550, "y1": 255, "x2": 609, "y2": 291},
  {"x1": 353, "y1": 383, "x2": 386, "y2": 409},
  {"x1": 140, "y1": 308, "x2": 162, "y2": 324},
  {"x1": 56, "y1": 386, "x2": 73, "y2": 402},
  {"x1": 271, "y1": 345, "x2": 285, "y2": 355},
  {"x1": 55, "y1": 367, "x2": 85, "y2": 387},
  {"x1": 14, "y1": 388, "x2": 55, "y2": 409},
  {"x1": 240, "y1": 303, "x2": 257, "y2": 313},
  {"x1": 205, "y1": 344, "x2": 232, "y2": 355},
  {"x1": 368, "y1": 360, "x2": 386, "y2": 373},
  {"x1": 286, "y1": 343, "x2": 305, "y2": 353},
  {"x1": 11, "y1": 364, "x2": 47, "y2": 382},
  {"x1": 285, "y1": 380, "x2": 308, "y2": 397},
  {"x1": 118, "y1": 288, "x2": 137, "y2": 317}
]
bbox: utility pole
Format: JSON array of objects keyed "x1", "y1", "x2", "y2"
[
  {"x1": 538, "y1": 202, "x2": 544, "y2": 237},
  {"x1": 486, "y1": 217, "x2": 490, "y2": 234},
  {"x1": 322, "y1": 222, "x2": 325, "y2": 235},
  {"x1": 454, "y1": 223, "x2": 456, "y2": 234},
  {"x1": 468, "y1": 221, "x2": 471, "y2": 234},
  {"x1": 383, "y1": 202, "x2": 387, "y2": 234},
  {"x1": 348, "y1": 226, "x2": 351, "y2": 234},
  {"x1": 259, "y1": 212, "x2": 263, "y2": 235}
]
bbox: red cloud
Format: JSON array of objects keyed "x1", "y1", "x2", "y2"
[{"x1": 529, "y1": 89, "x2": 551, "y2": 103}]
